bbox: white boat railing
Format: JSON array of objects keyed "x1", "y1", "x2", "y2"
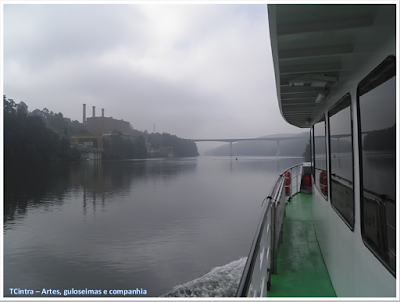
[{"x1": 236, "y1": 163, "x2": 305, "y2": 297}]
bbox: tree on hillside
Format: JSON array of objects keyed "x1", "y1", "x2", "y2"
[
  {"x1": 103, "y1": 131, "x2": 147, "y2": 160},
  {"x1": 148, "y1": 132, "x2": 198, "y2": 157},
  {"x1": 30, "y1": 108, "x2": 84, "y2": 136},
  {"x1": 4, "y1": 95, "x2": 80, "y2": 162}
]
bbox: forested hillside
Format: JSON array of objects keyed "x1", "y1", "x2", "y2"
[
  {"x1": 3, "y1": 96, "x2": 198, "y2": 162},
  {"x1": 4, "y1": 96, "x2": 81, "y2": 163},
  {"x1": 148, "y1": 132, "x2": 199, "y2": 157}
]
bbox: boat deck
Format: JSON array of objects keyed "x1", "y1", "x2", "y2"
[{"x1": 268, "y1": 193, "x2": 336, "y2": 297}]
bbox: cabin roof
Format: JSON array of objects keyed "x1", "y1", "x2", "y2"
[{"x1": 268, "y1": 4, "x2": 395, "y2": 128}]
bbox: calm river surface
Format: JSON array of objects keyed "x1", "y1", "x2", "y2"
[{"x1": 4, "y1": 156, "x2": 303, "y2": 297}]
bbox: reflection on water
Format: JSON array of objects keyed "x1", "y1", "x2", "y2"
[
  {"x1": 4, "y1": 156, "x2": 302, "y2": 297},
  {"x1": 362, "y1": 151, "x2": 396, "y2": 200}
]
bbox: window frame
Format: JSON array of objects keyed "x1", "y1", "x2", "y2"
[
  {"x1": 356, "y1": 55, "x2": 396, "y2": 277},
  {"x1": 328, "y1": 93, "x2": 355, "y2": 230},
  {"x1": 313, "y1": 115, "x2": 328, "y2": 200},
  {"x1": 310, "y1": 127, "x2": 314, "y2": 178}
]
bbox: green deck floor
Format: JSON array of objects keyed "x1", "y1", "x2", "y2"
[{"x1": 267, "y1": 193, "x2": 337, "y2": 297}]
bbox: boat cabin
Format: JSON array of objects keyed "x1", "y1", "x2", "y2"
[{"x1": 237, "y1": 4, "x2": 397, "y2": 298}]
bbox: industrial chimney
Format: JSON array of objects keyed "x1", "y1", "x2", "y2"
[
  {"x1": 92, "y1": 106, "x2": 96, "y2": 134},
  {"x1": 83, "y1": 104, "x2": 86, "y2": 126},
  {"x1": 102, "y1": 108, "x2": 105, "y2": 118}
]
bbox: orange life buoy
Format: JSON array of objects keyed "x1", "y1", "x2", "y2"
[
  {"x1": 284, "y1": 171, "x2": 291, "y2": 195},
  {"x1": 319, "y1": 170, "x2": 327, "y2": 195}
]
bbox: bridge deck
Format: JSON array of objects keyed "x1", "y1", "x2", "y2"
[{"x1": 268, "y1": 193, "x2": 336, "y2": 297}]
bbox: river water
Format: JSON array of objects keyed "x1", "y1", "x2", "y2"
[{"x1": 3, "y1": 156, "x2": 303, "y2": 298}]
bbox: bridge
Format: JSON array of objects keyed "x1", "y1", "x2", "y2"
[
  {"x1": 190, "y1": 133, "x2": 355, "y2": 157},
  {"x1": 190, "y1": 136, "x2": 304, "y2": 156}
]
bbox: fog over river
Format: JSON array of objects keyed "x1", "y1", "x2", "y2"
[{"x1": 4, "y1": 156, "x2": 303, "y2": 297}]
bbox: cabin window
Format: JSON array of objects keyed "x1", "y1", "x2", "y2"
[
  {"x1": 357, "y1": 55, "x2": 396, "y2": 276},
  {"x1": 328, "y1": 94, "x2": 354, "y2": 229},
  {"x1": 313, "y1": 116, "x2": 327, "y2": 199},
  {"x1": 310, "y1": 127, "x2": 314, "y2": 177}
]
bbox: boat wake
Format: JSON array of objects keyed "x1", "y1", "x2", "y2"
[{"x1": 161, "y1": 257, "x2": 247, "y2": 297}]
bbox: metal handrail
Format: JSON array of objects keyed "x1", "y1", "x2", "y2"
[
  {"x1": 236, "y1": 176, "x2": 284, "y2": 297},
  {"x1": 235, "y1": 196, "x2": 273, "y2": 297},
  {"x1": 236, "y1": 163, "x2": 304, "y2": 297}
]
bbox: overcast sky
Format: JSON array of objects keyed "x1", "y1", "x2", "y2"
[{"x1": 3, "y1": 3, "x2": 304, "y2": 152}]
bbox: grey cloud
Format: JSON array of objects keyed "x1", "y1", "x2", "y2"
[
  {"x1": 4, "y1": 5, "x2": 147, "y2": 68},
  {"x1": 3, "y1": 4, "x2": 303, "y2": 143}
]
